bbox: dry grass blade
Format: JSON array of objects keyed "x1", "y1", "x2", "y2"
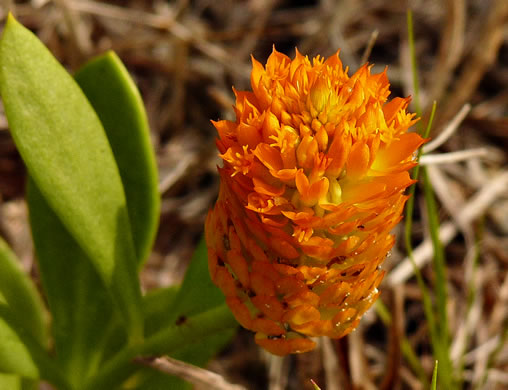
[
  {"x1": 349, "y1": 325, "x2": 376, "y2": 390},
  {"x1": 426, "y1": 0, "x2": 465, "y2": 105},
  {"x1": 437, "y1": 0, "x2": 508, "y2": 124},
  {"x1": 389, "y1": 171, "x2": 508, "y2": 285},
  {"x1": 360, "y1": 29, "x2": 379, "y2": 64},
  {"x1": 134, "y1": 356, "x2": 247, "y2": 390},
  {"x1": 266, "y1": 354, "x2": 288, "y2": 390},
  {"x1": 320, "y1": 337, "x2": 341, "y2": 390},
  {"x1": 423, "y1": 103, "x2": 471, "y2": 153},
  {"x1": 379, "y1": 288, "x2": 403, "y2": 390},
  {"x1": 419, "y1": 148, "x2": 490, "y2": 166},
  {"x1": 65, "y1": 0, "x2": 250, "y2": 76}
]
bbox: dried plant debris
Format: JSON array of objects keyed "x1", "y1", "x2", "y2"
[{"x1": 1, "y1": 0, "x2": 507, "y2": 389}]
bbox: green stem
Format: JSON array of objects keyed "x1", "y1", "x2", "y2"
[
  {"x1": 407, "y1": 9, "x2": 422, "y2": 117},
  {"x1": 422, "y1": 167, "x2": 454, "y2": 388},
  {"x1": 403, "y1": 102, "x2": 437, "y2": 388}
]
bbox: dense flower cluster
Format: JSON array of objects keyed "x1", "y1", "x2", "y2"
[{"x1": 205, "y1": 48, "x2": 423, "y2": 355}]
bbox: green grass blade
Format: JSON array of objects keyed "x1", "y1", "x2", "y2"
[
  {"x1": 409, "y1": 12, "x2": 452, "y2": 378},
  {"x1": 403, "y1": 102, "x2": 438, "y2": 388},
  {"x1": 405, "y1": 101, "x2": 437, "y2": 250},
  {"x1": 422, "y1": 167, "x2": 454, "y2": 388},
  {"x1": 407, "y1": 9, "x2": 422, "y2": 117},
  {"x1": 431, "y1": 360, "x2": 438, "y2": 390}
]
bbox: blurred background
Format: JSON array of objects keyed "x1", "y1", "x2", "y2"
[{"x1": 0, "y1": 1, "x2": 507, "y2": 389}]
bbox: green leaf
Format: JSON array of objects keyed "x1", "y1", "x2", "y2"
[
  {"x1": 143, "y1": 286, "x2": 179, "y2": 336},
  {"x1": 0, "y1": 373, "x2": 21, "y2": 390},
  {"x1": 0, "y1": 238, "x2": 68, "y2": 387},
  {"x1": 74, "y1": 52, "x2": 160, "y2": 266},
  {"x1": 0, "y1": 237, "x2": 48, "y2": 381},
  {"x1": 89, "y1": 238, "x2": 235, "y2": 389},
  {"x1": 135, "y1": 237, "x2": 231, "y2": 355},
  {"x1": 0, "y1": 375, "x2": 37, "y2": 390},
  {"x1": 162, "y1": 238, "x2": 227, "y2": 328},
  {"x1": 21, "y1": 379, "x2": 38, "y2": 390},
  {"x1": 130, "y1": 283, "x2": 233, "y2": 390},
  {"x1": 85, "y1": 305, "x2": 237, "y2": 390},
  {"x1": 0, "y1": 305, "x2": 69, "y2": 389},
  {"x1": 27, "y1": 179, "x2": 122, "y2": 386},
  {"x1": 0, "y1": 316, "x2": 38, "y2": 379},
  {"x1": 86, "y1": 286, "x2": 180, "y2": 379},
  {"x1": 130, "y1": 238, "x2": 236, "y2": 387},
  {"x1": 0, "y1": 14, "x2": 143, "y2": 339},
  {"x1": 0, "y1": 237, "x2": 47, "y2": 346}
]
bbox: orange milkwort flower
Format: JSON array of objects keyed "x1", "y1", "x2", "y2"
[{"x1": 205, "y1": 47, "x2": 424, "y2": 355}]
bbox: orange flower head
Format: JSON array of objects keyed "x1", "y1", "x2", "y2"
[{"x1": 205, "y1": 48, "x2": 424, "y2": 355}]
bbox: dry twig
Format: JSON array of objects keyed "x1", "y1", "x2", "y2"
[{"x1": 134, "y1": 356, "x2": 247, "y2": 390}]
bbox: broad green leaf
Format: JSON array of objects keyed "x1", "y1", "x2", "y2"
[
  {"x1": 0, "y1": 373, "x2": 39, "y2": 390},
  {"x1": 0, "y1": 373, "x2": 21, "y2": 390},
  {"x1": 0, "y1": 306, "x2": 69, "y2": 389},
  {"x1": 27, "y1": 179, "x2": 123, "y2": 386},
  {"x1": 0, "y1": 316, "x2": 38, "y2": 379},
  {"x1": 162, "y1": 238, "x2": 227, "y2": 327},
  {"x1": 0, "y1": 237, "x2": 47, "y2": 346},
  {"x1": 85, "y1": 305, "x2": 237, "y2": 390},
  {"x1": 93, "y1": 260, "x2": 232, "y2": 389},
  {"x1": 143, "y1": 286, "x2": 179, "y2": 336},
  {"x1": 131, "y1": 284, "x2": 233, "y2": 390},
  {"x1": 21, "y1": 379, "x2": 38, "y2": 390},
  {"x1": 0, "y1": 15, "x2": 143, "y2": 339},
  {"x1": 85, "y1": 286, "x2": 179, "y2": 372},
  {"x1": 127, "y1": 238, "x2": 236, "y2": 388},
  {"x1": 74, "y1": 52, "x2": 160, "y2": 266}
]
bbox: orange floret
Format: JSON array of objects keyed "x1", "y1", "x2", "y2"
[{"x1": 205, "y1": 47, "x2": 424, "y2": 355}]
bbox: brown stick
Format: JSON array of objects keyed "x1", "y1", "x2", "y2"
[{"x1": 134, "y1": 356, "x2": 247, "y2": 390}]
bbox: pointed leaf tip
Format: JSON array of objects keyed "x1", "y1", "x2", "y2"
[
  {"x1": 6, "y1": 12, "x2": 16, "y2": 23},
  {"x1": 0, "y1": 15, "x2": 144, "y2": 339},
  {"x1": 1, "y1": 13, "x2": 16, "y2": 40}
]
